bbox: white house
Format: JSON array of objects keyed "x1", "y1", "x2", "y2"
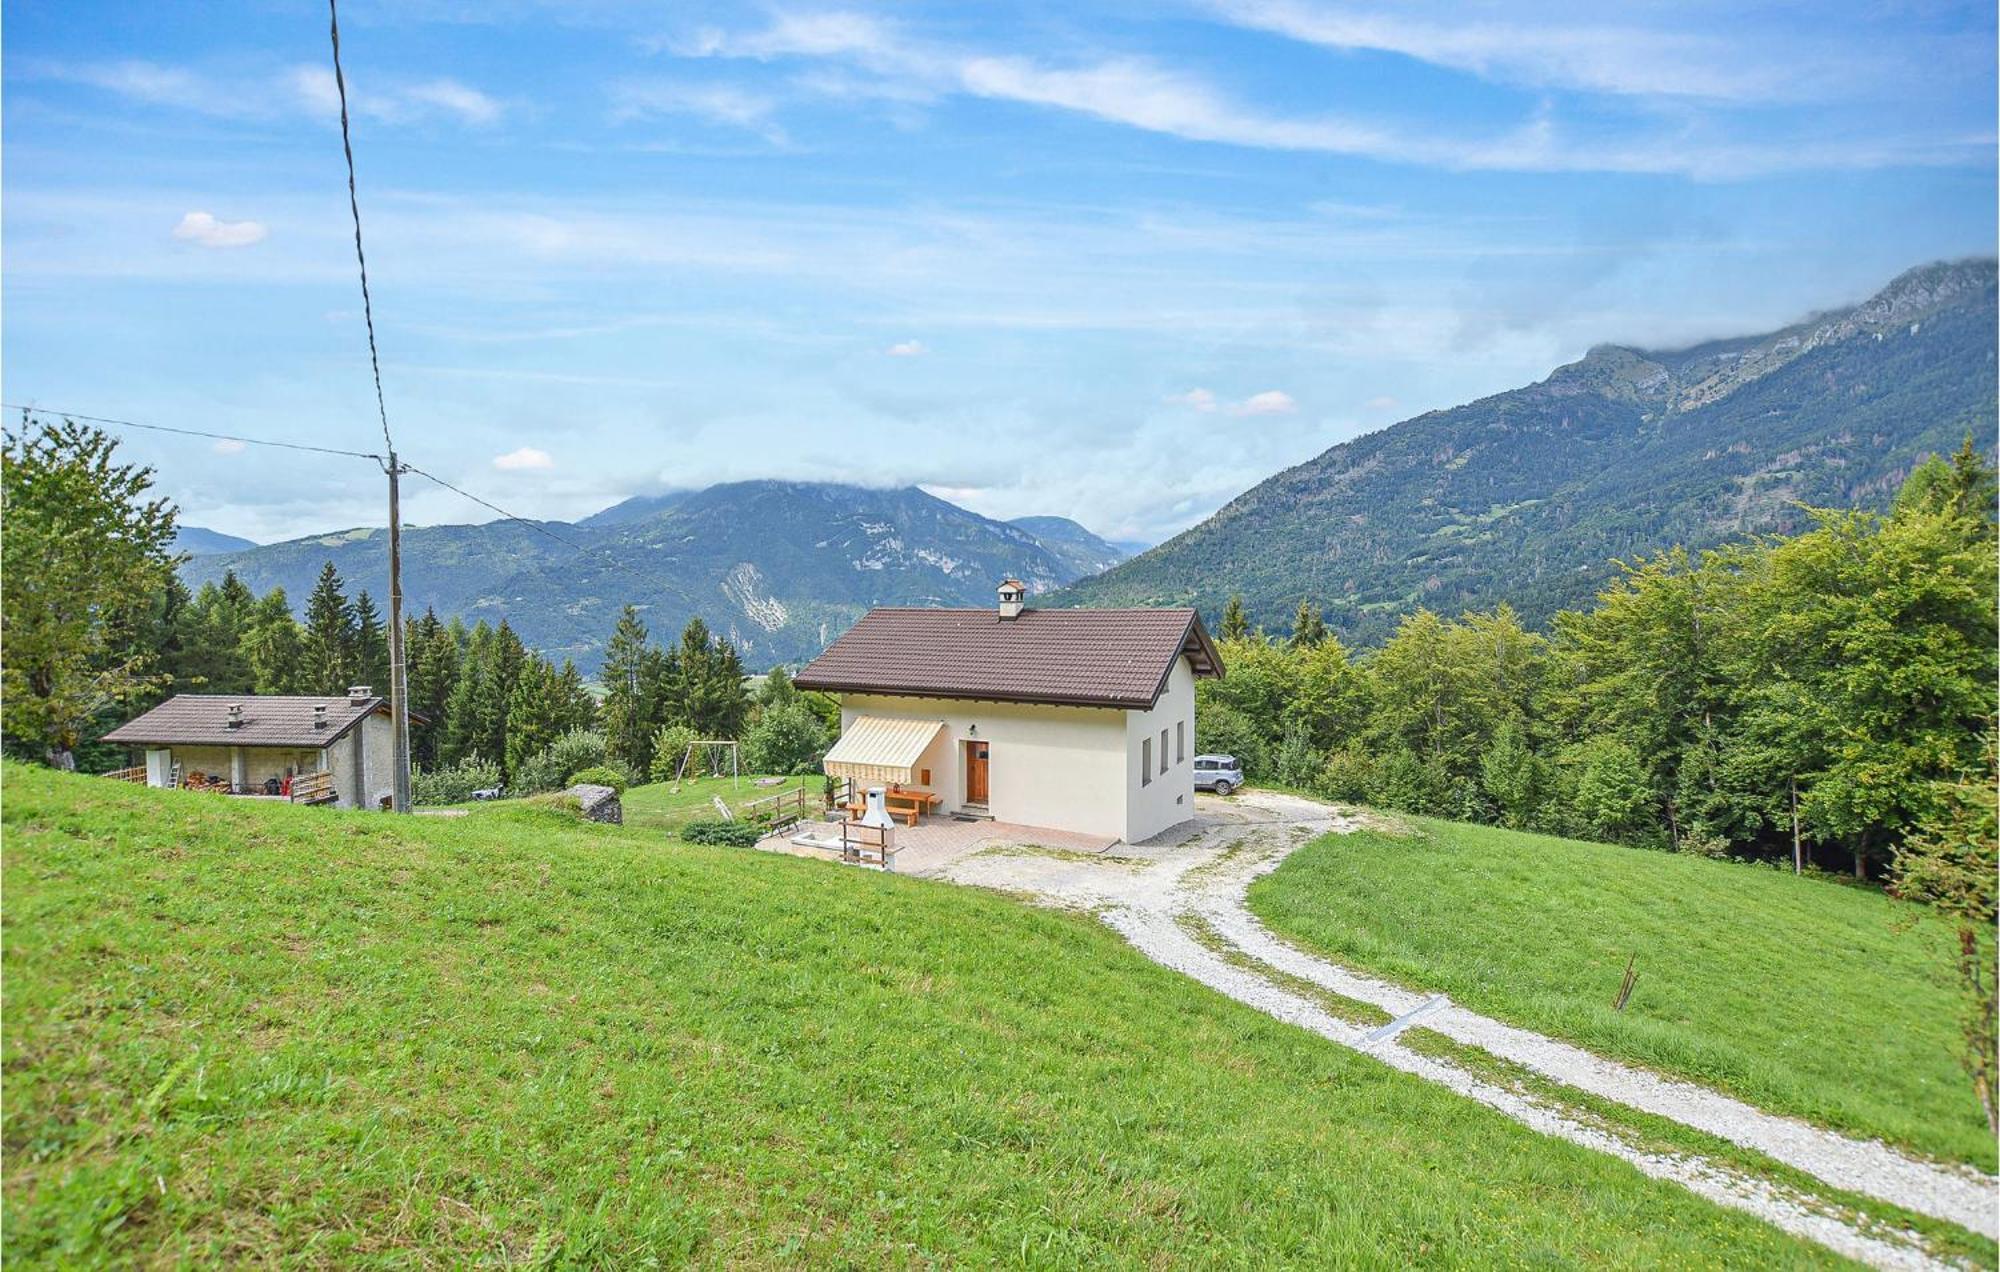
[
  {"x1": 101, "y1": 688, "x2": 405, "y2": 810},
  {"x1": 795, "y1": 581, "x2": 1225, "y2": 843}
]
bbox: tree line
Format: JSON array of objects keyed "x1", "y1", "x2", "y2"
[
  {"x1": 1198, "y1": 439, "x2": 1998, "y2": 882},
  {"x1": 0, "y1": 417, "x2": 797, "y2": 792}
]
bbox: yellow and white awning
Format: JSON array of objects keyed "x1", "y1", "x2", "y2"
[{"x1": 823, "y1": 715, "x2": 944, "y2": 786}]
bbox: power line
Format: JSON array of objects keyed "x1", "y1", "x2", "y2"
[
  {"x1": 8, "y1": 397, "x2": 702, "y2": 618},
  {"x1": 3, "y1": 403, "x2": 384, "y2": 462},
  {"x1": 326, "y1": 0, "x2": 395, "y2": 458}
]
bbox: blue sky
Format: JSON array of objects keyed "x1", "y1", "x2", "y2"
[{"x1": 5, "y1": 1, "x2": 1994, "y2": 546}]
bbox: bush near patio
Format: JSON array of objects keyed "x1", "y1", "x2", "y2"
[{"x1": 3, "y1": 764, "x2": 1847, "y2": 1267}]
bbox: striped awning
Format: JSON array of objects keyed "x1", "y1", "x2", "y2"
[{"x1": 823, "y1": 716, "x2": 944, "y2": 786}]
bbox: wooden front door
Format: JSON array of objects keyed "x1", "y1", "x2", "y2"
[{"x1": 964, "y1": 740, "x2": 989, "y2": 805}]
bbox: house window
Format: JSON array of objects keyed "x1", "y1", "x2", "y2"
[
  {"x1": 1141, "y1": 738, "x2": 1153, "y2": 786},
  {"x1": 1159, "y1": 729, "x2": 1169, "y2": 775},
  {"x1": 920, "y1": 768, "x2": 931, "y2": 787},
  {"x1": 1176, "y1": 721, "x2": 1186, "y2": 764}
]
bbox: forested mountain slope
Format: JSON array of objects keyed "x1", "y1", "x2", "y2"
[
  {"x1": 1057, "y1": 259, "x2": 1998, "y2": 642},
  {"x1": 183, "y1": 482, "x2": 1089, "y2": 669}
]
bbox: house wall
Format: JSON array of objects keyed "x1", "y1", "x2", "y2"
[
  {"x1": 327, "y1": 714, "x2": 397, "y2": 810},
  {"x1": 1123, "y1": 657, "x2": 1198, "y2": 843},
  {"x1": 837, "y1": 693, "x2": 1129, "y2": 839},
  {"x1": 156, "y1": 744, "x2": 327, "y2": 793}
]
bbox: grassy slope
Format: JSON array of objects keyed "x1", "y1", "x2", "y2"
[
  {"x1": 1, "y1": 767, "x2": 1837, "y2": 1267},
  {"x1": 620, "y1": 774, "x2": 818, "y2": 836},
  {"x1": 1248, "y1": 816, "x2": 1992, "y2": 1171}
]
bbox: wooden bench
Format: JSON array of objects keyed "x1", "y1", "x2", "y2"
[{"x1": 885, "y1": 789, "x2": 942, "y2": 826}]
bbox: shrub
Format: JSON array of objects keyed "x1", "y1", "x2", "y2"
[
  {"x1": 565, "y1": 764, "x2": 628, "y2": 794},
  {"x1": 647, "y1": 724, "x2": 700, "y2": 784},
  {"x1": 515, "y1": 730, "x2": 616, "y2": 795},
  {"x1": 682, "y1": 818, "x2": 763, "y2": 847},
  {"x1": 1273, "y1": 720, "x2": 1320, "y2": 789},
  {"x1": 412, "y1": 755, "x2": 502, "y2": 806},
  {"x1": 744, "y1": 700, "x2": 829, "y2": 775},
  {"x1": 1195, "y1": 703, "x2": 1270, "y2": 778},
  {"x1": 1312, "y1": 748, "x2": 1376, "y2": 803}
]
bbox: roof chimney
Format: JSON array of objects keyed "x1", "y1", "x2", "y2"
[
  {"x1": 226, "y1": 703, "x2": 243, "y2": 730},
  {"x1": 347, "y1": 685, "x2": 372, "y2": 703},
  {"x1": 313, "y1": 704, "x2": 328, "y2": 730},
  {"x1": 997, "y1": 578, "x2": 1026, "y2": 620}
]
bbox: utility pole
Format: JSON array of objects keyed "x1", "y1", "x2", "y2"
[{"x1": 386, "y1": 452, "x2": 412, "y2": 813}]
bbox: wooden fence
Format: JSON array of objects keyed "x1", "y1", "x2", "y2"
[
  {"x1": 290, "y1": 771, "x2": 337, "y2": 805},
  {"x1": 740, "y1": 786, "x2": 816, "y2": 835},
  {"x1": 101, "y1": 766, "x2": 148, "y2": 785}
]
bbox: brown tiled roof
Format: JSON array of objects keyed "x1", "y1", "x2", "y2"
[
  {"x1": 101, "y1": 694, "x2": 393, "y2": 748},
  {"x1": 795, "y1": 607, "x2": 1224, "y2": 710}
]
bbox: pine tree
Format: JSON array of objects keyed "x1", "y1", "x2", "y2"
[
  {"x1": 443, "y1": 621, "x2": 495, "y2": 766},
  {"x1": 351, "y1": 590, "x2": 391, "y2": 693},
  {"x1": 242, "y1": 589, "x2": 309, "y2": 694},
  {"x1": 301, "y1": 562, "x2": 356, "y2": 694},
  {"x1": 405, "y1": 609, "x2": 459, "y2": 769},
  {"x1": 555, "y1": 659, "x2": 596, "y2": 734},
  {"x1": 505, "y1": 656, "x2": 566, "y2": 775},
  {"x1": 1220, "y1": 594, "x2": 1249, "y2": 642},
  {"x1": 1289, "y1": 599, "x2": 1327, "y2": 649},
  {"x1": 600, "y1": 605, "x2": 655, "y2": 773}
]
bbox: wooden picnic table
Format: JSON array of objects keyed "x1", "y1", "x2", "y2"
[{"x1": 844, "y1": 788, "x2": 943, "y2": 827}]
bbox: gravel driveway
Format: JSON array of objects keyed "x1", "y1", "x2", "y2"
[{"x1": 924, "y1": 789, "x2": 2000, "y2": 1271}]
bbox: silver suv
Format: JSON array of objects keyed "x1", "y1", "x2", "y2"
[{"x1": 1192, "y1": 754, "x2": 1243, "y2": 796}]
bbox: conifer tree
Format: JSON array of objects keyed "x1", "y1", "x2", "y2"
[
  {"x1": 1219, "y1": 594, "x2": 1250, "y2": 642},
  {"x1": 351, "y1": 590, "x2": 391, "y2": 692},
  {"x1": 505, "y1": 657, "x2": 566, "y2": 775},
  {"x1": 600, "y1": 605, "x2": 655, "y2": 773},
  {"x1": 1289, "y1": 599, "x2": 1327, "y2": 649},
  {"x1": 242, "y1": 589, "x2": 309, "y2": 694},
  {"x1": 301, "y1": 562, "x2": 356, "y2": 694}
]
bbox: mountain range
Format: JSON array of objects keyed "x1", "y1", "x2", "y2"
[
  {"x1": 174, "y1": 525, "x2": 258, "y2": 556},
  {"x1": 180, "y1": 482, "x2": 1130, "y2": 668},
  {"x1": 181, "y1": 259, "x2": 1994, "y2": 669},
  {"x1": 1056, "y1": 258, "x2": 1998, "y2": 642}
]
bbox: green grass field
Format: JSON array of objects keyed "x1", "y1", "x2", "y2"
[
  {"x1": 619, "y1": 773, "x2": 819, "y2": 836},
  {"x1": 1247, "y1": 816, "x2": 1992, "y2": 1171},
  {"x1": 2, "y1": 766, "x2": 1840, "y2": 1266}
]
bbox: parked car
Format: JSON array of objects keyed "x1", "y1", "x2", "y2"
[
  {"x1": 1192, "y1": 754, "x2": 1243, "y2": 796},
  {"x1": 470, "y1": 786, "x2": 506, "y2": 801}
]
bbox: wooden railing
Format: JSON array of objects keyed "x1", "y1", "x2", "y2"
[
  {"x1": 839, "y1": 820, "x2": 897, "y2": 871},
  {"x1": 290, "y1": 771, "x2": 337, "y2": 805},
  {"x1": 101, "y1": 766, "x2": 148, "y2": 784},
  {"x1": 741, "y1": 786, "x2": 816, "y2": 835}
]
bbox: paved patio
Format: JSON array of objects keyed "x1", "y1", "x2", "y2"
[{"x1": 756, "y1": 813, "x2": 1121, "y2": 876}]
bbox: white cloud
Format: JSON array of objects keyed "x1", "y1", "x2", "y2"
[
  {"x1": 612, "y1": 81, "x2": 785, "y2": 141},
  {"x1": 1207, "y1": 2, "x2": 1796, "y2": 102},
  {"x1": 684, "y1": 12, "x2": 1985, "y2": 178},
  {"x1": 1363, "y1": 394, "x2": 1399, "y2": 410},
  {"x1": 1230, "y1": 389, "x2": 1298, "y2": 416},
  {"x1": 1169, "y1": 387, "x2": 1294, "y2": 415},
  {"x1": 26, "y1": 59, "x2": 504, "y2": 129},
  {"x1": 172, "y1": 211, "x2": 268, "y2": 249},
  {"x1": 886, "y1": 339, "x2": 927, "y2": 356},
  {"x1": 212, "y1": 438, "x2": 247, "y2": 455},
  {"x1": 403, "y1": 79, "x2": 504, "y2": 126},
  {"x1": 492, "y1": 446, "x2": 555, "y2": 471}
]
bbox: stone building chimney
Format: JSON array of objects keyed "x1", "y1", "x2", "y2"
[{"x1": 997, "y1": 578, "x2": 1026, "y2": 620}]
